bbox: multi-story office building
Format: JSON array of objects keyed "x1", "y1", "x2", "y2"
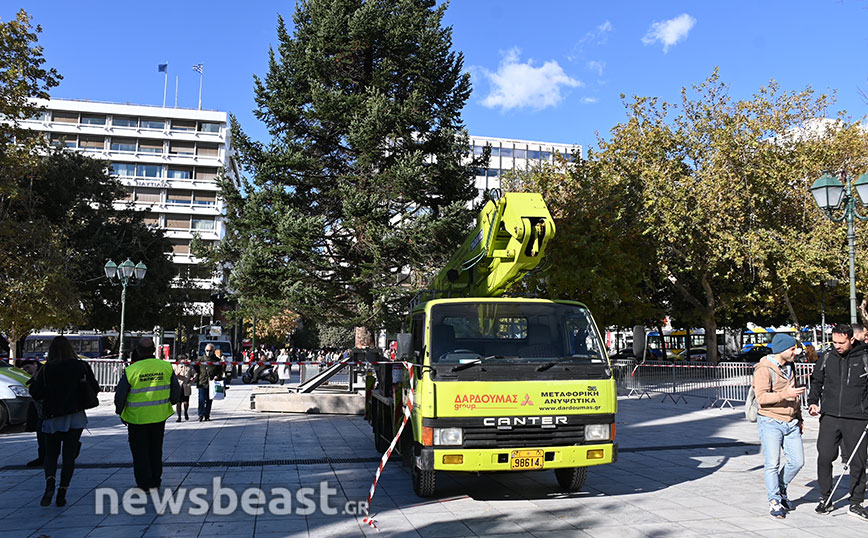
[
  {"x1": 468, "y1": 135, "x2": 581, "y2": 200},
  {"x1": 20, "y1": 98, "x2": 240, "y2": 315}
]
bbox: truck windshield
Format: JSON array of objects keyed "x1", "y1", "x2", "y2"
[{"x1": 429, "y1": 302, "x2": 606, "y2": 364}]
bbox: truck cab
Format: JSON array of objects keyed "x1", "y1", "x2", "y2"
[{"x1": 371, "y1": 297, "x2": 617, "y2": 497}]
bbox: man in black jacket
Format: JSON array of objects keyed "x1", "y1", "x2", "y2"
[
  {"x1": 808, "y1": 323, "x2": 868, "y2": 520},
  {"x1": 196, "y1": 344, "x2": 222, "y2": 421}
]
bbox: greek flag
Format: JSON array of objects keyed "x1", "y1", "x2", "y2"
[
  {"x1": 157, "y1": 63, "x2": 168, "y2": 73},
  {"x1": 193, "y1": 64, "x2": 204, "y2": 74}
]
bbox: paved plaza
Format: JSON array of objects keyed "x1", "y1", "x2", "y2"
[{"x1": 1, "y1": 382, "x2": 866, "y2": 537}]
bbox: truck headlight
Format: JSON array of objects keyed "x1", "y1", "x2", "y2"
[
  {"x1": 585, "y1": 424, "x2": 610, "y2": 442},
  {"x1": 8, "y1": 385, "x2": 29, "y2": 398},
  {"x1": 433, "y1": 427, "x2": 463, "y2": 446}
]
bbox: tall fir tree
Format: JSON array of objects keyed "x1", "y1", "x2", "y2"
[{"x1": 220, "y1": 0, "x2": 480, "y2": 345}]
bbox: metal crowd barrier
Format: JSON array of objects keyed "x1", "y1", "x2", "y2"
[
  {"x1": 613, "y1": 359, "x2": 816, "y2": 409},
  {"x1": 82, "y1": 358, "x2": 125, "y2": 392}
]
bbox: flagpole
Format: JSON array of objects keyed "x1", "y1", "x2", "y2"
[
  {"x1": 162, "y1": 61, "x2": 168, "y2": 108},
  {"x1": 174, "y1": 76, "x2": 179, "y2": 108},
  {"x1": 198, "y1": 71, "x2": 203, "y2": 110}
]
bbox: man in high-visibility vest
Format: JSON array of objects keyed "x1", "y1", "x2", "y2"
[{"x1": 114, "y1": 338, "x2": 180, "y2": 490}]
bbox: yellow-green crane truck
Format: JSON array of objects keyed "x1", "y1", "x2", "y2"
[{"x1": 367, "y1": 191, "x2": 617, "y2": 497}]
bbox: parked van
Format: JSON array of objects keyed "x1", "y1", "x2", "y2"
[{"x1": 0, "y1": 361, "x2": 32, "y2": 430}]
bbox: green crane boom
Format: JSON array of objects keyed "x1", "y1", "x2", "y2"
[{"x1": 430, "y1": 192, "x2": 556, "y2": 299}]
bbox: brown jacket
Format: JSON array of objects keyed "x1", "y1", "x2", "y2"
[{"x1": 753, "y1": 358, "x2": 803, "y2": 422}]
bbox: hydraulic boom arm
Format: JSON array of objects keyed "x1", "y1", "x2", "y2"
[{"x1": 430, "y1": 192, "x2": 555, "y2": 298}]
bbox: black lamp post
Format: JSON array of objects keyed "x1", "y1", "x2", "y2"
[
  {"x1": 810, "y1": 172, "x2": 868, "y2": 324},
  {"x1": 104, "y1": 258, "x2": 147, "y2": 361}
]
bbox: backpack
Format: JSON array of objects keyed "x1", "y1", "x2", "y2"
[{"x1": 745, "y1": 365, "x2": 779, "y2": 423}]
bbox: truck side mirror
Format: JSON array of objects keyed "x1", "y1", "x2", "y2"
[
  {"x1": 396, "y1": 333, "x2": 413, "y2": 361},
  {"x1": 632, "y1": 325, "x2": 646, "y2": 360}
]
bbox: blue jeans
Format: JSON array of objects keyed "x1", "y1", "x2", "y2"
[
  {"x1": 758, "y1": 415, "x2": 804, "y2": 503},
  {"x1": 198, "y1": 387, "x2": 212, "y2": 418}
]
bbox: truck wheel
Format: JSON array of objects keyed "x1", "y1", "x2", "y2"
[
  {"x1": 554, "y1": 467, "x2": 587, "y2": 491},
  {"x1": 412, "y1": 463, "x2": 436, "y2": 498}
]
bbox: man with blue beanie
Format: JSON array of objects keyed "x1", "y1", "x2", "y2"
[{"x1": 754, "y1": 332, "x2": 805, "y2": 518}]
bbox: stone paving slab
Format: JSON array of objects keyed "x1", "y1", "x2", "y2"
[{"x1": 1, "y1": 384, "x2": 867, "y2": 536}]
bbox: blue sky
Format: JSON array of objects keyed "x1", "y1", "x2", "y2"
[{"x1": 4, "y1": 1, "x2": 868, "y2": 153}]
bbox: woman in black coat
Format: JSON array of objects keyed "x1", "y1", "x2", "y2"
[{"x1": 29, "y1": 336, "x2": 100, "y2": 507}]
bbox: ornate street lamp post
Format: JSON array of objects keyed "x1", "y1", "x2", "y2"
[
  {"x1": 104, "y1": 258, "x2": 147, "y2": 361},
  {"x1": 810, "y1": 173, "x2": 868, "y2": 324}
]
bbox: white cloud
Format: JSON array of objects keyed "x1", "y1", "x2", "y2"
[
  {"x1": 587, "y1": 60, "x2": 605, "y2": 76},
  {"x1": 580, "y1": 97, "x2": 598, "y2": 104},
  {"x1": 642, "y1": 13, "x2": 696, "y2": 53},
  {"x1": 568, "y1": 20, "x2": 613, "y2": 62},
  {"x1": 479, "y1": 48, "x2": 582, "y2": 112}
]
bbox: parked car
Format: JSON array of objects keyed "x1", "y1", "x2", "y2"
[
  {"x1": 0, "y1": 360, "x2": 32, "y2": 430},
  {"x1": 735, "y1": 345, "x2": 773, "y2": 363}
]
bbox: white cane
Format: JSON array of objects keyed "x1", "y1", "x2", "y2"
[{"x1": 827, "y1": 421, "x2": 868, "y2": 508}]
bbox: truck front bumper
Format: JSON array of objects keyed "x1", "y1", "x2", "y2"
[{"x1": 420, "y1": 442, "x2": 617, "y2": 472}]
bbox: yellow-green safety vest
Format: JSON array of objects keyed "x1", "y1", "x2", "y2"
[{"x1": 121, "y1": 358, "x2": 174, "y2": 424}]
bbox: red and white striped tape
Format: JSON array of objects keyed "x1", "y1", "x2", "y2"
[{"x1": 363, "y1": 362, "x2": 414, "y2": 531}]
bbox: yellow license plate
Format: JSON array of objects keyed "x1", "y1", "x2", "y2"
[{"x1": 509, "y1": 449, "x2": 544, "y2": 470}]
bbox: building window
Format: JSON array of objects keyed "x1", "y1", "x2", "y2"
[
  {"x1": 139, "y1": 140, "x2": 163, "y2": 154},
  {"x1": 140, "y1": 118, "x2": 165, "y2": 130},
  {"x1": 112, "y1": 116, "x2": 138, "y2": 128},
  {"x1": 191, "y1": 217, "x2": 215, "y2": 231},
  {"x1": 52, "y1": 111, "x2": 78, "y2": 124},
  {"x1": 166, "y1": 216, "x2": 190, "y2": 230},
  {"x1": 136, "y1": 164, "x2": 162, "y2": 178},
  {"x1": 514, "y1": 149, "x2": 527, "y2": 159},
  {"x1": 79, "y1": 136, "x2": 105, "y2": 151},
  {"x1": 135, "y1": 188, "x2": 162, "y2": 203},
  {"x1": 528, "y1": 150, "x2": 540, "y2": 160},
  {"x1": 487, "y1": 169, "x2": 499, "y2": 178},
  {"x1": 110, "y1": 138, "x2": 137, "y2": 152},
  {"x1": 189, "y1": 266, "x2": 213, "y2": 280},
  {"x1": 80, "y1": 114, "x2": 106, "y2": 125},
  {"x1": 29, "y1": 111, "x2": 48, "y2": 121},
  {"x1": 541, "y1": 151, "x2": 552, "y2": 161},
  {"x1": 472, "y1": 145, "x2": 485, "y2": 156},
  {"x1": 169, "y1": 141, "x2": 195, "y2": 155},
  {"x1": 195, "y1": 168, "x2": 218, "y2": 181},
  {"x1": 196, "y1": 143, "x2": 219, "y2": 157},
  {"x1": 193, "y1": 191, "x2": 216, "y2": 206},
  {"x1": 170, "y1": 119, "x2": 196, "y2": 131},
  {"x1": 167, "y1": 239, "x2": 190, "y2": 254},
  {"x1": 112, "y1": 163, "x2": 136, "y2": 177},
  {"x1": 167, "y1": 167, "x2": 192, "y2": 179},
  {"x1": 490, "y1": 146, "x2": 500, "y2": 157},
  {"x1": 142, "y1": 213, "x2": 161, "y2": 227},
  {"x1": 50, "y1": 133, "x2": 76, "y2": 148},
  {"x1": 119, "y1": 188, "x2": 134, "y2": 201},
  {"x1": 198, "y1": 122, "x2": 222, "y2": 133},
  {"x1": 501, "y1": 148, "x2": 513, "y2": 158},
  {"x1": 167, "y1": 190, "x2": 192, "y2": 205}
]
